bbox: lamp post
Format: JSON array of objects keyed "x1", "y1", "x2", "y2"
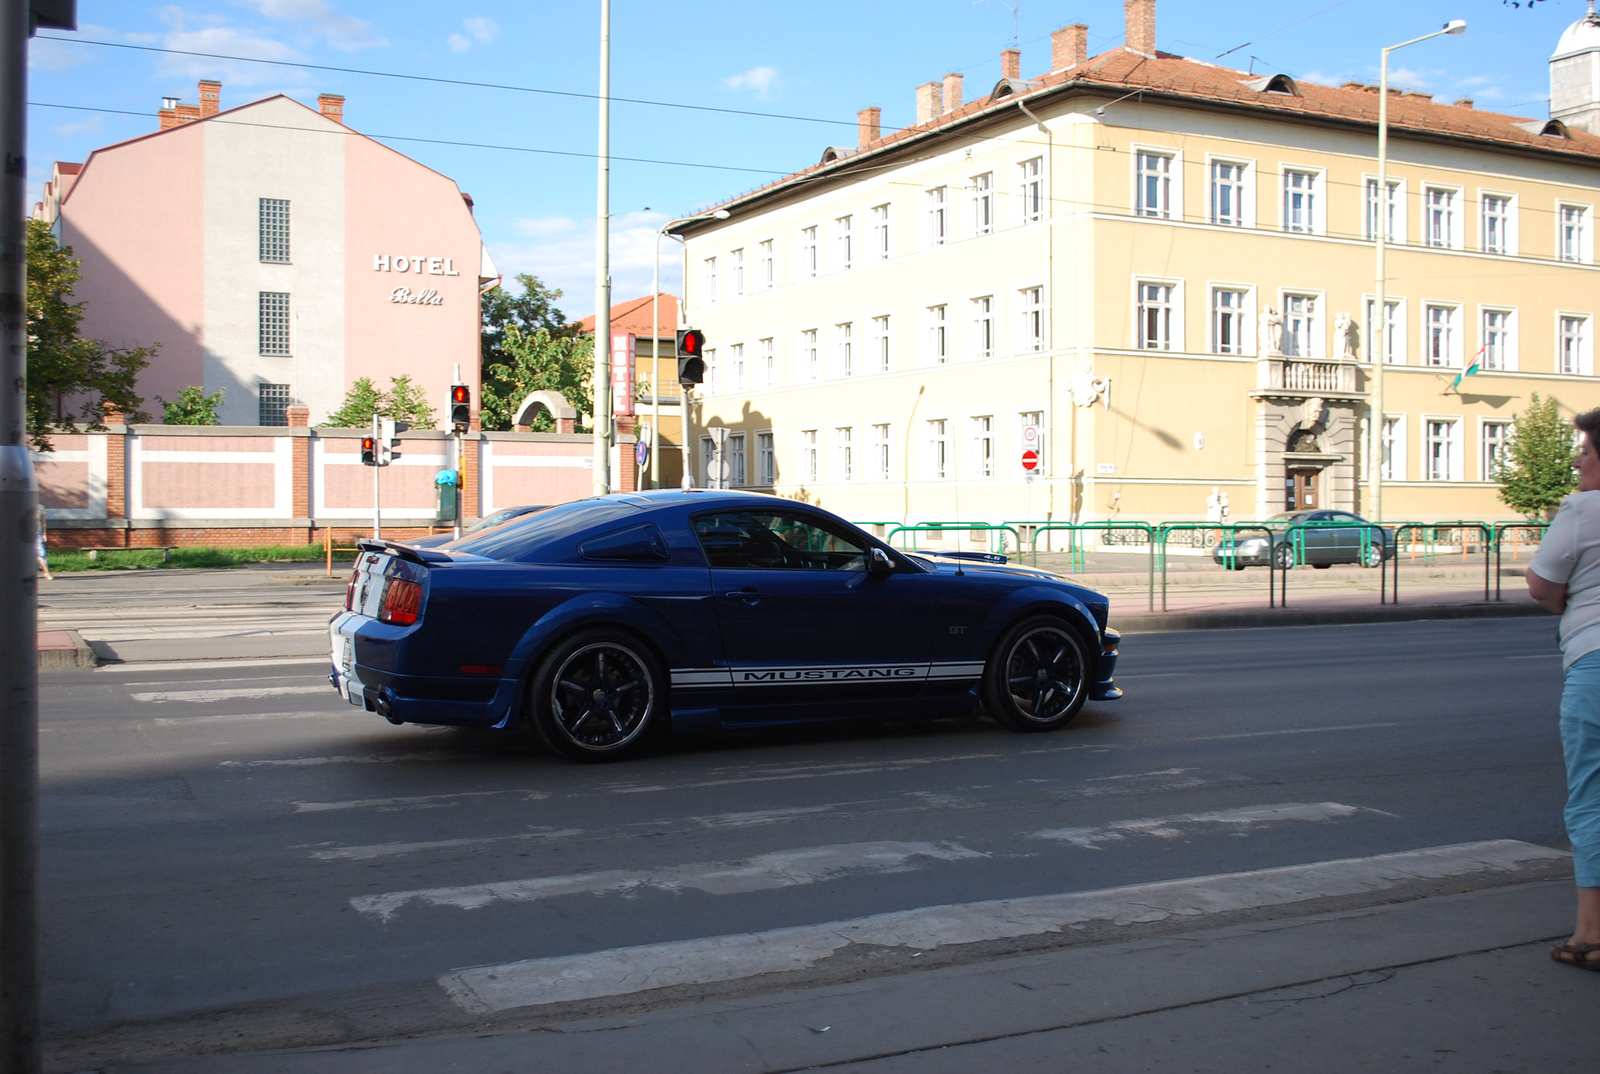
[
  {"x1": 1369, "y1": 19, "x2": 1465, "y2": 522},
  {"x1": 592, "y1": 0, "x2": 612, "y2": 496},
  {"x1": 651, "y1": 209, "x2": 729, "y2": 489}
]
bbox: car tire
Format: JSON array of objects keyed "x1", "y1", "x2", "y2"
[
  {"x1": 529, "y1": 629, "x2": 663, "y2": 762},
  {"x1": 1313, "y1": 563, "x2": 1331, "y2": 570},
  {"x1": 982, "y1": 616, "x2": 1091, "y2": 733},
  {"x1": 1361, "y1": 544, "x2": 1384, "y2": 568},
  {"x1": 1273, "y1": 544, "x2": 1295, "y2": 570}
]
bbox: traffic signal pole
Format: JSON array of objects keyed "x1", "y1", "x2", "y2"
[{"x1": 371, "y1": 415, "x2": 382, "y2": 539}]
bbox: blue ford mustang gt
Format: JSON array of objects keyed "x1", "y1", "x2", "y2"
[{"x1": 329, "y1": 490, "x2": 1121, "y2": 761}]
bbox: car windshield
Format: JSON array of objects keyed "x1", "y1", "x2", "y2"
[{"x1": 445, "y1": 499, "x2": 638, "y2": 561}]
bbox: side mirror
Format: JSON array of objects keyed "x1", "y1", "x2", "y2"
[{"x1": 868, "y1": 547, "x2": 894, "y2": 577}]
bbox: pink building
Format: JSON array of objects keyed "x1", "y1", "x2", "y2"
[{"x1": 33, "y1": 81, "x2": 497, "y2": 427}]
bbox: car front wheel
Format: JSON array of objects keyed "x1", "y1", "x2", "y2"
[
  {"x1": 530, "y1": 630, "x2": 663, "y2": 762},
  {"x1": 983, "y1": 616, "x2": 1090, "y2": 732},
  {"x1": 1361, "y1": 544, "x2": 1384, "y2": 568}
]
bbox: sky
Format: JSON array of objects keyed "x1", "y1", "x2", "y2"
[{"x1": 24, "y1": 0, "x2": 1598, "y2": 322}]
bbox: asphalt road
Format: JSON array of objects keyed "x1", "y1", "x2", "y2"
[{"x1": 36, "y1": 614, "x2": 1573, "y2": 1068}]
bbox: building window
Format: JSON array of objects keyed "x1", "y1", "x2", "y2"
[
  {"x1": 1481, "y1": 195, "x2": 1511, "y2": 254},
  {"x1": 872, "y1": 423, "x2": 890, "y2": 481},
  {"x1": 926, "y1": 186, "x2": 948, "y2": 245},
  {"x1": 1136, "y1": 152, "x2": 1173, "y2": 218},
  {"x1": 1282, "y1": 293, "x2": 1318, "y2": 358},
  {"x1": 728, "y1": 434, "x2": 746, "y2": 487},
  {"x1": 1210, "y1": 161, "x2": 1245, "y2": 226},
  {"x1": 926, "y1": 419, "x2": 949, "y2": 480},
  {"x1": 259, "y1": 291, "x2": 291, "y2": 355},
  {"x1": 1137, "y1": 282, "x2": 1174, "y2": 350},
  {"x1": 871, "y1": 203, "x2": 891, "y2": 260},
  {"x1": 1381, "y1": 416, "x2": 1404, "y2": 481},
  {"x1": 801, "y1": 328, "x2": 819, "y2": 380},
  {"x1": 728, "y1": 343, "x2": 745, "y2": 392},
  {"x1": 1018, "y1": 157, "x2": 1044, "y2": 224},
  {"x1": 757, "y1": 431, "x2": 775, "y2": 485},
  {"x1": 1212, "y1": 288, "x2": 1246, "y2": 354},
  {"x1": 259, "y1": 198, "x2": 290, "y2": 263},
  {"x1": 1481, "y1": 308, "x2": 1514, "y2": 371},
  {"x1": 834, "y1": 321, "x2": 853, "y2": 377},
  {"x1": 926, "y1": 304, "x2": 948, "y2": 364},
  {"x1": 970, "y1": 415, "x2": 994, "y2": 478},
  {"x1": 834, "y1": 427, "x2": 853, "y2": 482},
  {"x1": 702, "y1": 256, "x2": 718, "y2": 302},
  {"x1": 970, "y1": 296, "x2": 994, "y2": 358},
  {"x1": 758, "y1": 239, "x2": 774, "y2": 289},
  {"x1": 1482, "y1": 421, "x2": 1509, "y2": 481},
  {"x1": 800, "y1": 226, "x2": 818, "y2": 278},
  {"x1": 1017, "y1": 286, "x2": 1044, "y2": 352},
  {"x1": 800, "y1": 429, "x2": 818, "y2": 482},
  {"x1": 1365, "y1": 179, "x2": 1401, "y2": 242},
  {"x1": 702, "y1": 347, "x2": 716, "y2": 394},
  {"x1": 1425, "y1": 304, "x2": 1459, "y2": 366},
  {"x1": 1424, "y1": 187, "x2": 1458, "y2": 248},
  {"x1": 730, "y1": 248, "x2": 744, "y2": 297},
  {"x1": 1560, "y1": 315, "x2": 1590, "y2": 375},
  {"x1": 758, "y1": 337, "x2": 774, "y2": 388},
  {"x1": 1282, "y1": 169, "x2": 1319, "y2": 233},
  {"x1": 871, "y1": 315, "x2": 890, "y2": 373},
  {"x1": 1365, "y1": 299, "x2": 1403, "y2": 364},
  {"x1": 1425, "y1": 419, "x2": 1457, "y2": 481},
  {"x1": 970, "y1": 172, "x2": 994, "y2": 234},
  {"x1": 835, "y1": 214, "x2": 853, "y2": 271},
  {"x1": 1560, "y1": 204, "x2": 1591, "y2": 263},
  {"x1": 258, "y1": 382, "x2": 290, "y2": 426}
]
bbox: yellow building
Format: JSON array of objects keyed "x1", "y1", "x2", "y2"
[{"x1": 673, "y1": 1, "x2": 1600, "y2": 526}]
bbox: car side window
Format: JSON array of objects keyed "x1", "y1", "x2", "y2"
[{"x1": 694, "y1": 510, "x2": 869, "y2": 571}]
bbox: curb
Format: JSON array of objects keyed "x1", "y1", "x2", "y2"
[
  {"x1": 37, "y1": 629, "x2": 99, "y2": 669},
  {"x1": 1114, "y1": 598, "x2": 1548, "y2": 633}
]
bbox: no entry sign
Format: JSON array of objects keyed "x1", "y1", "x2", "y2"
[{"x1": 1021, "y1": 449, "x2": 1040, "y2": 472}]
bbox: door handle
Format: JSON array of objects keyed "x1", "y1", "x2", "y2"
[{"x1": 724, "y1": 589, "x2": 768, "y2": 604}]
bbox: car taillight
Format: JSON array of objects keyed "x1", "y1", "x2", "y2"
[
  {"x1": 378, "y1": 578, "x2": 422, "y2": 625},
  {"x1": 344, "y1": 569, "x2": 359, "y2": 611}
]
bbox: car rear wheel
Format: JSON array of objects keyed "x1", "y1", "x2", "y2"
[
  {"x1": 530, "y1": 630, "x2": 662, "y2": 762},
  {"x1": 982, "y1": 617, "x2": 1090, "y2": 732},
  {"x1": 1273, "y1": 544, "x2": 1295, "y2": 570}
]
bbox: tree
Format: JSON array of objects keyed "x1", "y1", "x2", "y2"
[
  {"x1": 480, "y1": 326, "x2": 592, "y2": 432},
  {"x1": 25, "y1": 218, "x2": 153, "y2": 449},
  {"x1": 158, "y1": 385, "x2": 225, "y2": 425},
  {"x1": 1496, "y1": 392, "x2": 1576, "y2": 519},
  {"x1": 322, "y1": 375, "x2": 437, "y2": 429},
  {"x1": 481, "y1": 273, "x2": 572, "y2": 378}
]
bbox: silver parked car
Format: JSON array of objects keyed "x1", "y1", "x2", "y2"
[{"x1": 1211, "y1": 510, "x2": 1394, "y2": 570}]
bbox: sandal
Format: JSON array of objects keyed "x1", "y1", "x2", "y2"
[{"x1": 1550, "y1": 942, "x2": 1600, "y2": 971}]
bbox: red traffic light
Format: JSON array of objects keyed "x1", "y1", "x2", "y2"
[
  {"x1": 451, "y1": 384, "x2": 470, "y2": 405},
  {"x1": 360, "y1": 436, "x2": 377, "y2": 466},
  {"x1": 675, "y1": 329, "x2": 704, "y2": 358}
]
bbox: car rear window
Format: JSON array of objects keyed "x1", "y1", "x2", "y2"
[{"x1": 447, "y1": 499, "x2": 639, "y2": 561}]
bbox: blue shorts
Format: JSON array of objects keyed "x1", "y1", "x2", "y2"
[{"x1": 1559, "y1": 649, "x2": 1600, "y2": 888}]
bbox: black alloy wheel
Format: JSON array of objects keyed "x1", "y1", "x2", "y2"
[
  {"x1": 531, "y1": 630, "x2": 662, "y2": 761},
  {"x1": 983, "y1": 616, "x2": 1091, "y2": 732}
]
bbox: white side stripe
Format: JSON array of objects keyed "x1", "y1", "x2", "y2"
[{"x1": 670, "y1": 661, "x2": 984, "y2": 688}]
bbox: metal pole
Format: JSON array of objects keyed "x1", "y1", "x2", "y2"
[
  {"x1": 1, "y1": 0, "x2": 41, "y2": 1066},
  {"x1": 1369, "y1": 44, "x2": 1391, "y2": 525},
  {"x1": 591, "y1": 0, "x2": 612, "y2": 496},
  {"x1": 371, "y1": 414, "x2": 382, "y2": 539},
  {"x1": 651, "y1": 230, "x2": 662, "y2": 490}
]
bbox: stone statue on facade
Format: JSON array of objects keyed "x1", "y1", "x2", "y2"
[
  {"x1": 1335, "y1": 312, "x2": 1360, "y2": 360},
  {"x1": 1258, "y1": 306, "x2": 1283, "y2": 356}
]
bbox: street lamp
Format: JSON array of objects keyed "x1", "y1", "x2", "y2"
[
  {"x1": 1368, "y1": 19, "x2": 1465, "y2": 522},
  {"x1": 651, "y1": 209, "x2": 730, "y2": 489}
]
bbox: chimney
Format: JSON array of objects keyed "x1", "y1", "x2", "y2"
[
  {"x1": 1052, "y1": 24, "x2": 1088, "y2": 70},
  {"x1": 1124, "y1": 0, "x2": 1155, "y2": 57},
  {"x1": 943, "y1": 72, "x2": 963, "y2": 112},
  {"x1": 857, "y1": 106, "x2": 881, "y2": 146},
  {"x1": 1455, "y1": 98, "x2": 1475, "y2": 109},
  {"x1": 318, "y1": 93, "x2": 346, "y2": 124},
  {"x1": 158, "y1": 99, "x2": 180, "y2": 131},
  {"x1": 915, "y1": 81, "x2": 944, "y2": 123},
  {"x1": 198, "y1": 80, "x2": 221, "y2": 117},
  {"x1": 1001, "y1": 48, "x2": 1021, "y2": 81}
]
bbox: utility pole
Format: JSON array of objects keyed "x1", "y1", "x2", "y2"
[{"x1": 591, "y1": 0, "x2": 612, "y2": 496}]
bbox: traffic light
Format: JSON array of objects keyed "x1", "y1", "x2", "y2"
[
  {"x1": 676, "y1": 329, "x2": 706, "y2": 386},
  {"x1": 360, "y1": 436, "x2": 377, "y2": 466},
  {"x1": 378, "y1": 419, "x2": 409, "y2": 465},
  {"x1": 449, "y1": 384, "x2": 471, "y2": 432}
]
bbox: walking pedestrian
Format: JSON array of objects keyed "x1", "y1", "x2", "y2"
[
  {"x1": 1527, "y1": 405, "x2": 1600, "y2": 971},
  {"x1": 36, "y1": 512, "x2": 51, "y2": 582}
]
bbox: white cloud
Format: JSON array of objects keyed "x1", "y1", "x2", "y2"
[
  {"x1": 447, "y1": 17, "x2": 499, "y2": 54},
  {"x1": 1386, "y1": 66, "x2": 1431, "y2": 91},
  {"x1": 492, "y1": 211, "x2": 677, "y2": 320},
  {"x1": 30, "y1": 22, "x2": 155, "y2": 70},
  {"x1": 51, "y1": 114, "x2": 104, "y2": 139},
  {"x1": 447, "y1": 33, "x2": 472, "y2": 53},
  {"x1": 722, "y1": 66, "x2": 778, "y2": 100},
  {"x1": 1297, "y1": 70, "x2": 1343, "y2": 87},
  {"x1": 155, "y1": 6, "x2": 308, "y2": 86},
  {"x1": 234, "y1": 0, "x2": 388, "y2": 51}
]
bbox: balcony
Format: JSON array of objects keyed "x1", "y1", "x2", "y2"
[{"x1": 1252, "y1": 356, "x2": 1363, "y2": 399}]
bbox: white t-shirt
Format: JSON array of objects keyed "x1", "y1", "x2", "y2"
[{"x1": 1530, "y1": 489, "x2": 1600, "y2": 669}]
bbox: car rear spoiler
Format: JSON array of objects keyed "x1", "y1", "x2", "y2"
[{"x1": 355, "y1": 538, "x2": 455, "y2": 566}]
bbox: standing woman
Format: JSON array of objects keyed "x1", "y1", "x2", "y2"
[{"x1": 1528, "y1": 406, "x2": 1600, "y2": 970}]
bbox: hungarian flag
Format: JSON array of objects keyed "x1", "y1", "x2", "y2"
[{"x1": 1450, "y1": 344, "x2": 1485, "y2": 392}]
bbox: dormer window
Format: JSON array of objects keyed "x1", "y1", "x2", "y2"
[
  {"x1": 1542, "y1": 119, "x2": 1573, "y2": 139},
  {"x1": 1241, "y1": 74, "x2": 1302, "y2": 97}
]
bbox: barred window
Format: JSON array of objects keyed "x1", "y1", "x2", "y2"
[
  {"x1": 258, "y1": 383, "x2": 290, "y2": 426},
  {"x1": 259, "y1": 198, "x2": 290, "y2": 263},
  {"x1": 259, "y1": 292, "x2": 291, "y2": 355}
]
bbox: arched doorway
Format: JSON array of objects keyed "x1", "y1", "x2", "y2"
[{"x1": 1285, "y1": 427, "x2": 1321, "y2": 511}]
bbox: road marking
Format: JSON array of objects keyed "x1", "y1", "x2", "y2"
[
  {"x1": 1031, "y1": 802, "x2": 1369, "y2": 849},
  {"x1": 310, "y1": 829, "x2": 584, "y2": 862},
  {"x1": 220, "y1": 752, "x2": 455, "y2": 768},
  {"x1": 151, "y1": 710, "x2": 365, "y2": 726},
  {"x1": 293, "y1": 790, "x2": 548, "y2": 813},
  {"x1": 687, "y1": 805, "x2": 838, "y2": 829},
  {"x1": 1075, "y1": 768, "x2": 1206, "y2": 797},
  {"x1": 131, "y1": 684, "x2": 330, "y2": 704},
  {"x1": 353, "y1": 841, "x2": 988, "y2": 924},
  {"x1": 598, "y1": 749, "x2": 1100, "y2": 795},
  {"x1": 96, "y1": 657, "x2": 330, "y2": 674},
  {"x1": 1187, "y1": 722, "x2": 1397, "y2": 742},
  {"x1": 1508, "y1": 653, "x2": 1559, "y2": 660},
  {"x1": 438, "y1": 839, "x2": 1568, "y2": 1014},
  {"x1": 123, "y1": 673, "x2": 325, "y2": 687}
]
